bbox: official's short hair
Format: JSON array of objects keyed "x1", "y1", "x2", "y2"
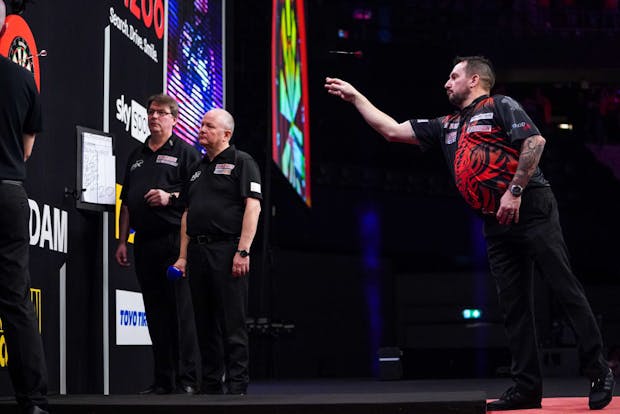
[
  {"x1": 217, "y1": 109, "x2": 235, "y2": 134},
  {"x1": 454, "y1": 56, "x2": 495, "y2": 91},
  {"x1": 147, "y1": 94, "x2": 179, "y2": 118}
]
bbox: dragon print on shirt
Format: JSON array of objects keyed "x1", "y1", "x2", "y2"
[
  {"x1": 411, "y1": 94, "x2": 544, "y2": 215},
  {"x1": 446, "y1": 97, "x2": 521, "y2": 213}
]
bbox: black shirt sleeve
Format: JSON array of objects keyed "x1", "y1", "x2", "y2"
[
  {"x1": 173, "y1": 143, "x2": 202, "y2": 193},
  {"x1": 119, "y1": 148, "x2": 137, "y2": 202},
  {"x1": 238, "y1": 155, "x2": 262, "y2": 200},
  {"x1": 178, "y1": 160, "x2": 202, "y2": 208},
  {"x1": 494, "y1": 95, "x2": 541, "y2": 143},
  {"x1": 409, "y1": 117, "x2": 445, "y2": 152}
]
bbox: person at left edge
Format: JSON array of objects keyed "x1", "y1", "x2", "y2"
[
  {"x1": 115, "y1": 94, "x2": 201, "y2": 395},
  {"x1": 0, "y1": 1, "x2": 49, "y2": 413}
]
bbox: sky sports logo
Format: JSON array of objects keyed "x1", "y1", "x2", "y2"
[{"x1": 116, "y1": 94, "x2": 149, "y2": 143}]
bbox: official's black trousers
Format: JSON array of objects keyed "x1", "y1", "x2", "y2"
[
  {"x1": 187, "y1": 239, "x2": 249, "y2": 394},
  {"x1": 484, "y1": 187, "x2": 607, "y2": 395},
  {"x1": 0, "y1": 184, "x2": 48, "y2": 412},
  {"x1": 133, "y1": 231, "x2": 199, "y2": 390}
]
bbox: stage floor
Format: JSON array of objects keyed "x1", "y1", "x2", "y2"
[{"x1": 1, "y1": 376, "x2": 618, "y2": 414}]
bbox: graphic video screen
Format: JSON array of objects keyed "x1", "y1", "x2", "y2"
[
  {"x1": 167, "y1": 0, "x2": 224, "y2": 147},
  {"x1": 272, "y1": 0, "x2": 311, "y2": 206}
]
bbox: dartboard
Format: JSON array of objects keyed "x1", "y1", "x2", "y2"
[
  {"x1": 0, "y1": 15, "x2": 40, "y2": 90},
  {"x1": 8, "y1": 36, "x2": 34, "y2": 73}
]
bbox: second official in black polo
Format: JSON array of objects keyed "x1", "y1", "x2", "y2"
[{"x1": 173, "y1": 108, "x2": 262, "y2": 395}]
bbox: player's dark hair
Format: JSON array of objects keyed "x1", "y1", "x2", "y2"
[{"x1": 454, "y1": 56, "x2": 495, "y2": 91}]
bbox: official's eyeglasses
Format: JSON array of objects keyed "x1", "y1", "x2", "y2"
[{"x1": 147, "y1": 109, "x2": 172, "y2": 117}]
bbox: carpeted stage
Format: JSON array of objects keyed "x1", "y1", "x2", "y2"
[{"x1": 1, "y1": 377, "x2": 619, "y2": 413}]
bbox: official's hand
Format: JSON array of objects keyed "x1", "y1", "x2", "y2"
[
  {"x1": 325, "y1": 77, "x2": 359, "y2": 103},
  {"x1": 497, "y1": 191, "x2": 521, "y2": 225},
  {"x1": 144, "y1": 189, "x2": 170, "y2": 207},
  {"x1": 232, "y1": 253, "x2": 249, "y2": 278},
  {"x1": 171, "y1": 257, "x2": 187, "y2": 278},
  {"x1": 115, "y1": 243, "x2": 130, "y2": 267}
]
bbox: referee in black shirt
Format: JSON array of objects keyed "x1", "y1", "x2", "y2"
[
  {"x1": 172, "y1": 108, "x2": 262, "y2": 395},
  {"x1": 116, "y1": 94, "x2": 201, "y2": 394}
]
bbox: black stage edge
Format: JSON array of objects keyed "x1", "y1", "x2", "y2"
[{"x1": 1, "y1": 391, "x2": 486, "y2": 414}]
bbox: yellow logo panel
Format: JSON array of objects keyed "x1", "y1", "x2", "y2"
[
  {"x1": 115, "y1": 183, "x2": 135, "y2": 244},
  {"x1": 0, "y1": 288, "x2": 42, "y2": 368}
]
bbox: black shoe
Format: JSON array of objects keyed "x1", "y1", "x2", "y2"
[
  {"x1": 176, "y1": 384, "x2": 198, "y2": 394},
  {"x1": 487, "y1": 387, "x2": 542, "y2": 411},
  {"x1": 139, "y1": 385, "x2": 172, "y2": 395},
  {"x1": 226, "y1": 381, "x2": 248, "y2": 395},
  {"x1": 589, "y1": 368, "x2": 615, "y2": 410}
]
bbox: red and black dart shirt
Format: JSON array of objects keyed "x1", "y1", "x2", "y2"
[{"x1": 410, "y1": 94, "x2": 549, "y2": 214}]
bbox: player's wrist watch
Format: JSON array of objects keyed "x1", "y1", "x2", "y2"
[
  {"x1": 509, "y1": 184, "x2": 523, "y2": 197},
  {"x1": 236, "y1": 249, "x2": 250, "y2": 258}
]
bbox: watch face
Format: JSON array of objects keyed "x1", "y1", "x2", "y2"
[
  {"x1": 238, "y1": 250, "x2": 249, "y2": 258},
  {"x1": 510, "y1": 185, "x2": 523, "y2": 196}
]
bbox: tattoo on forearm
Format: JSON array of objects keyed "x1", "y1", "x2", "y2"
[{"x1": 513, "y1": 136, "x2": 545, "y2": 186}]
